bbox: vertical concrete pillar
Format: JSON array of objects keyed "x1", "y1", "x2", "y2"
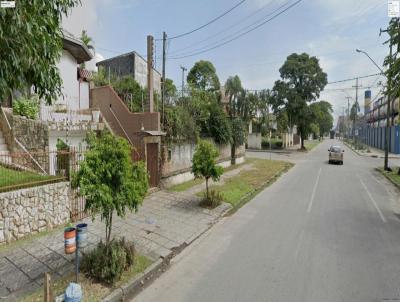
[{"x1": 146, "y1": 35, "x2": 154, "y2": 112}]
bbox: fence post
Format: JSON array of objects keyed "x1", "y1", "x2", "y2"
[{"x1": 44, "y1": 272, "x2": 52, "y2": 302}]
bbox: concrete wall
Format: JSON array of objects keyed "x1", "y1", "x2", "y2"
[
  {"x1": 247, "y1": 133, "x2": 262, "y2": 149},
  {"x1": 97, "y1": 52, "x2": 162, "y2": 93},
  {"x1": 134, "y1": 53, "x2": 162, "y2": 93},
  {"x1": 0, "y1": 182, "x2": 70, "y2": 244},
  {"x1": 161, "y1": 140, "x2": 245, "y2": 188}
]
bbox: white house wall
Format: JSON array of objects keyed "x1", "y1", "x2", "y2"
[
  {"x1": 57, "y1": 50, "x2": 79, "y2": 109},
  {"x1": 79, "y1": 81, "x2": 90, "y2": 109}
]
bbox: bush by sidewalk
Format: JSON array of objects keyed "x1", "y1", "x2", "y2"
[{"x1": 81, "y1": 238, "x2": 136, "y2": 285}]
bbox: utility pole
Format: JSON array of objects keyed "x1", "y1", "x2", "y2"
[
  {"x1": 380, "y1": 26, "x2": 393, "y2": 171},
  {"x1": 180, "y1": 66, "x2": 187, "y2": 98},
  {"x1": 352, "y1": 78, "x2": 362, "y2": 147},
  {"x1": 385, "y1": 43, "x2": 393, "y2": 171},
  {"x1": 345, "y1": 96, "x2": 351, "y2": 140},
  {"x1": 161, "y1": 32, "x2": 167, "y2": 129}
]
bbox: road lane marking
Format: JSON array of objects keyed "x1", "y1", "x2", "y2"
[
  {"x1": 359, "y1": 177, "x2": 387, "y2": 223},
  {"x1": 294, "y1": 230, "x2": 304, "y2": 261},
  {"x1": 307, "y1": 167, "x2": 322, "y2": 213}
]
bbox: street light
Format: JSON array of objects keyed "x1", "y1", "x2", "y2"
[
  {"x1": 355, "y1": 49, "x2": 385, "y2": 74},
  {"x1": 355, "y1": 48, "x2": 391, "y2": 171}
]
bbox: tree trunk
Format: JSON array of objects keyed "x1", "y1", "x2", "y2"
[
  {"x1": 106, "y1": 211, "x2": 113, "y2": 244},
  {"x1": 398, "y1": 167, "x2": 400, "y2": 175},
  {"x1": 205, "y1": 178, "x2": 209, "y2": 201},
  {"x1": 301, "y1": 133, "x2": 305, "y2": 150},
  {"x1": 231, "y1": 143, "x2": 236, "y2": 165}
]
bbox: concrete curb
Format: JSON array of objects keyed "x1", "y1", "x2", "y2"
[
  {"x1": 246, "y1": 148, "x2": 294, "y2": 154},
  {"x1": 102, "y1": 258, "x2": 167, "y2": 302},
  {"x1": 376, "y1": 168, "x2": 400, "y2": 191},
  {"x1": 227, "y1": 163, "x2": 294, "y2": 215}
]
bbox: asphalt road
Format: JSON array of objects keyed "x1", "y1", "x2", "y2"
[{"x1": 134, "y1": 140, "x2": 400, "y2": 302}]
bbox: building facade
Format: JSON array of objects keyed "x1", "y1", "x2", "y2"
[{"x1": 96, "y1": 51, "x2": 162, "y2": 93}]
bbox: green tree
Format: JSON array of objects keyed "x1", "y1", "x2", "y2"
[
  {"x1": 270, "y1": 53, "x2": 328, "y2": 149},
  {"x1": 113, "y1": 76, "x2": 144, "y2": 112},
  {"x1": 350, "y1": 101, "x2": 360, "y2": 144},
  {"x1": 192, "y1": 140, "x2": 223, "y2": 201},
  {"x1": 230, "y1": 117, "x2": 246, "y2": 164},
  {"x1": 309, "y1": 101, "x2": 334, "y2": 137},
  {"x1": 187, "y1": 60, "x2": 220, "y2": 92},
  {"x1": 80, "y1": 29, "x2": 94, "y2": 69},
  {"x1": 80, "y1": 29, "x2": 94, "y2": 50},
  {"x1": 225, "y1": 75, "x2": 244, "y2": 118},
  {"x1": 0, "y1": 0, "x2": 80, "y2": 104},
  {"x1": 207, "y1": 101, "x2": 232, "y2": 144},
  {"x1": 72, "y1": 132, "x2": 148, "y2": 243},
  {"x1": 165, "y1": 78, "x2": 177, "y2": 103},
  {"x1": 383, "y1": 18, "x2": 400, "y2": 174}
]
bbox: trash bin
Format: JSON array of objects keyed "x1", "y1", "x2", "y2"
[
  {"x1": 76, "y1": 223, "x2": 88, "y2": 248},
  {"x1": 64, "y1": 227, "x2": 76, "y2": 254}
]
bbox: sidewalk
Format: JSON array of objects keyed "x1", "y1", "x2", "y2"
[
  {"x1": 343, "y1": 141, "x2": 400, "y2": 159},
  {"x1": 0, "y1": 190, "x2": 231, "y2": 300}
]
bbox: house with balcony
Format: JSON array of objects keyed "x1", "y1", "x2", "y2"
[{"x1": 0, "y1": 30, "x2": 104, "y2": 174}]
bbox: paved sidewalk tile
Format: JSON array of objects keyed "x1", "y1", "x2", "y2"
[{"x1": 0, "y1": 190, "x2": 231, "y2": 300}]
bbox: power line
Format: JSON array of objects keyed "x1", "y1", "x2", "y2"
[
  {"x1": 157, "y1": 0, "x2": 247, "y2": 41},
  {"x1": 327, "y1": 73, "x2": 383, "y2": 85},
  {"x1": 168, "y1": 0, "x2": 284, "y2": 56},
  {"x1": 168, "y1": 0, "x2": 303, "y2": 60}
]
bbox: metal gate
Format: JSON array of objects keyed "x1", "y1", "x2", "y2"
[
  {"x1": 69, "y1": 149, "x2": 89, "y2": 222},
  {"x1": 146, "y1": 143, "x2": 159, "y2": 187}
]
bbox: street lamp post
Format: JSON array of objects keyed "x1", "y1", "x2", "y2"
[{"x1": 355, "y1": 48, "x2": 391, "y2": 171}]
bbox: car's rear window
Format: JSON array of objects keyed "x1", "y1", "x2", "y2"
[{"x1": 331, "y1": 147, "x2": 341, "y2": 153}]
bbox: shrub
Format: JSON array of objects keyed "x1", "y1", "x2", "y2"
[
  {"x1": 81, "y1": 238, "x2": 135, "y2": 285},
  {"x1": 200, "y1": 189, "x2": 224, "y2": 208},
  {"x1": 12, "y1": 95, "x2": 39, "y2": 119}
]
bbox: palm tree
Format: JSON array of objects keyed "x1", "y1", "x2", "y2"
[
  {"x1": 80, "y1": 30, "x2": 94, "y2": 68},
  {"x1": 224, "y1": 75, "x2": 243, "y2": 118}
]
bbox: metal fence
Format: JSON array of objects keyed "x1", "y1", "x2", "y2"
[{"x1": 0, "y1": 148, "x2": 88, "y2": 221}]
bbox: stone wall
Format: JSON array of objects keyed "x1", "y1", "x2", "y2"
[
  {"x1": 1, "y1": 109, "x2": 50, "y2": 172},
  {"x1": 8, "y1": 112, "x2": 49, "y2": 153},
  {"x1": 0, "y1": 182, "x2": 70, "y2": 244}
]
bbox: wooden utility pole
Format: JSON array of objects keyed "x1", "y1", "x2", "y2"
[
  {"x1": 147, "y1": 35, "x2": 154, "y2": 113},
  {"x1": 161, "y1": 32, "x2": 167, "y2": 128}
]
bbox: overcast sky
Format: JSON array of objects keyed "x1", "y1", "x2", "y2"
[{"x1": 63, "y1": 0, "x2": 391, "y2": 122}]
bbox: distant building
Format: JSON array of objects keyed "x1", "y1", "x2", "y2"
[{"x1": 96, "y1": 51, "x2": 162, "y2": 93}]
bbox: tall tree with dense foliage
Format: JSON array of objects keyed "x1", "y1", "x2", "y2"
[
  {"x1": 72, "y1": 132, "x2": 149, "y2": 243},
  {"x1": 270, "y1": 53, "x2": 328, "y2": 149},
  {"x1": 187, "y1": 60, "x2": 220, "y2": 92},
  {"x1": 165, "y1": 78, "x2": 177, "y2": 103},
  {"x1": 0, "y1": 0, "x2": 80, "y2": 104},
  {"x1": 309, "y1": 101, "x2": 334, "y2": 137},
  {"x1": 225, "y1": 75, "x2": 244, "y2": 117},
  {"x1": 192, "y1": 140, "x2": 223, "y2": 201}
]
